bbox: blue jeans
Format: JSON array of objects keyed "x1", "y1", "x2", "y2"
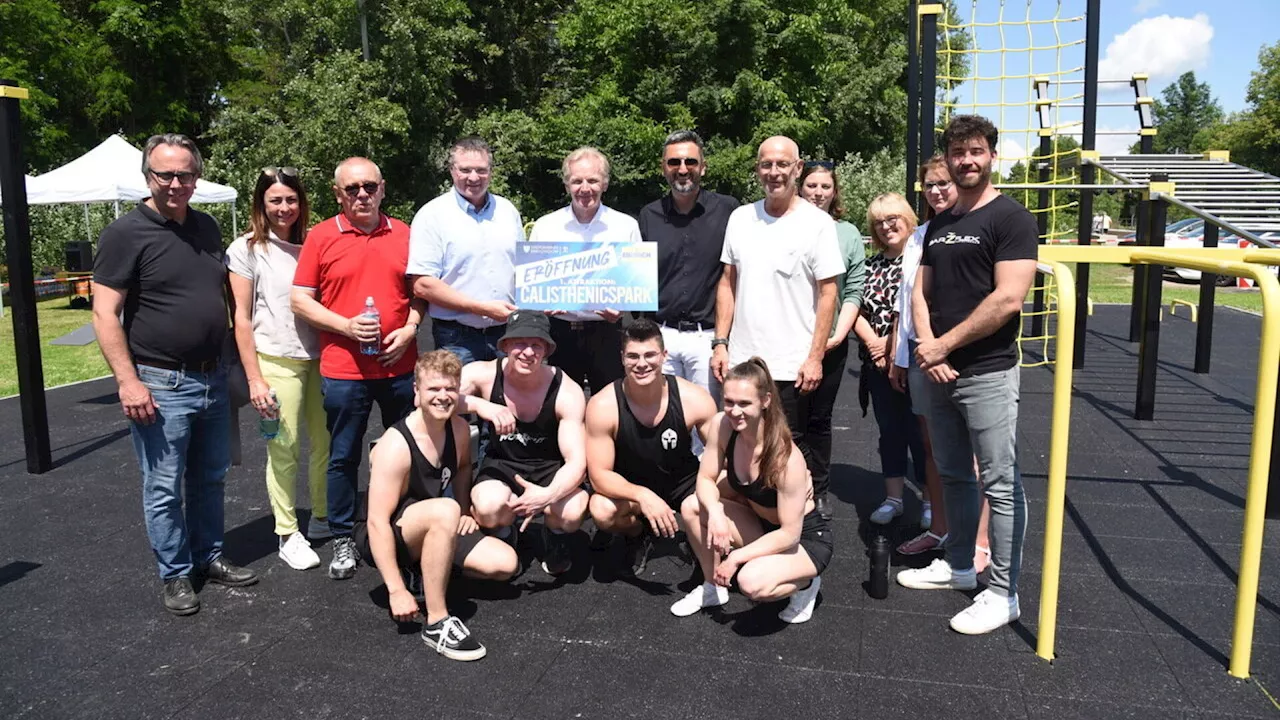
[
  {"x1": 865, "y1": 364, "x2": 926, "y2": 485},
  {"x1": 131, "y1": 364, "x2": 231, "y2": 581},
  {"x1": 321, "y1": 373, "x2": 416, "y2": 537},
  {"x1": 432, "y1": 320, "x2": 504, "y2": 364}
]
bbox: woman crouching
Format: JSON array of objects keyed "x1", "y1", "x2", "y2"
[{"x1": 671, "y1": 357, "x2": 833, "y2": 624}]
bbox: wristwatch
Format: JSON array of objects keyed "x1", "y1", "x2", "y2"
[{"x1": 711, "y1": 337, "x2": 729, "y2": 350}]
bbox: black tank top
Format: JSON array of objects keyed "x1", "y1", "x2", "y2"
[
  {"x1": 485, "y1": 359, "x2": 564, "y2": 464},
  {"x1": 391, "y1": 417, "x2": 457, "y2": 502},
  {"x1": 613, "y1": 375, "x2": 700, "y2": 492},
  {"x1": 725, "y1": 431, "x2": 779, "y2": 508}
]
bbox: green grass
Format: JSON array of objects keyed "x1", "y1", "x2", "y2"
[
  {"x1": 1044, "y1": 263, "x2": 1265, "y2": 314},
  {"x1": 0, "y1": 298, "x2": 109, "y2": 397}
]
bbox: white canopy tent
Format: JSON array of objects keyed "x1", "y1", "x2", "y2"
[{"x1": 0, "y1": 134, "x2": 239, "y2": 238}]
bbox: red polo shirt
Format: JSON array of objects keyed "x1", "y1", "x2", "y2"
[{"x1": 294, "y1": 213, "x2": 416, "y2": 380}]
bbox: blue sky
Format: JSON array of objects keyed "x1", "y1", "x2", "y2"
[{"x1": 942, "y1": 0, "x2": 1276, "y2": 166}]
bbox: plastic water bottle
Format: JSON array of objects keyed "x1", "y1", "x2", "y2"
[
  {"x1": 868, "y1": 534, "x2": 890, "y2": 600},
  {"x1": 259, "y1": 391, "x2": 280, "y2": 441},
  {"x1": 359, "y1": 296, "x2": 381, "y2": 356}
]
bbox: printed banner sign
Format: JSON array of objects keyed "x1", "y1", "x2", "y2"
[{"x1": 514, "y1": 242, "x2": 658, "y2": 312}]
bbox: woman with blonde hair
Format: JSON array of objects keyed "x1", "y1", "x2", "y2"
[
  {"x1": 858, "y1": 193, "x2": 927, "y2": 528},
  {"x1": 671, "y1": 357, "x2": 833, "y2": 625},
  {"x1": 228, "y1": 167, "x2": 330, "y2": 570}
]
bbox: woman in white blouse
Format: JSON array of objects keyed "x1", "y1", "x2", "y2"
[{"x1": 228, "y1": 168, "x2": 330, "y2": 571}]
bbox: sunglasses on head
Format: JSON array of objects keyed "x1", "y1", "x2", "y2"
[
  {"x1": 805, "y1": 160, "x2": 835, "y2": 170},
  {"x1": 665, "y1": 157, "x2": 700, "y2": 168},
  {"x1": 261, "y1": 166, "x2": 300, "y2": 180},
  {"x1": 341, "y1": 181, "x2": 381, "y2": 197}
]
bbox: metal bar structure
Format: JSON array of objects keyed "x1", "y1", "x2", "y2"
[
  {"x1": 1073, "y1": 0, "x2": 1101, "y2": 368},
  {"x1": 918, "y1": 5, "x2": 939, "y2": 164},
  {"x1": 1135, "y1": 174, "x2": 1170, "y2": 420},
  {"x1": 0, "y1": 79, "x2": 52, "y2": 474},
  {"x1": 1195, "y1": 222, "x2": 1219, "y2": 373},
  {"x1": 1128, "y1": 135, "x2": 1154, "y2": 342},
  {"x1": 906, "y1": 0, "x2": 921, "y2": 209},
  {"x1": 1031, "y1": 134, "x2": 1052, "y2": 339}
]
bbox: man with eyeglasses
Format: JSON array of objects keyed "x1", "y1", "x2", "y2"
[
  {"x1": 292, "y1": 157, "x2": 425, "y2": 581},
  {"x1": 528, "y1": 147, "x2": 638, "y2": 394},
  {"x1": 711, "y1": 136, "x2": 844, "y2": 519},
  {"x1": 638, "y1": 130, "x2": 739, "y2": 402},
  {"x1": 93, "y1": 134, "x2": 258, "y2": 616},
  {"x1": 409, "y1": 136, "x2": 524, "y2": 364}
]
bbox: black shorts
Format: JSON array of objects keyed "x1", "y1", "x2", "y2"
[
  {"x1": 475, "y1": 457, "x2": 563, "y2": 493},
  {"x1": 353, "y1": 497, "x2": 483, "y2": 572},
  {"x1": 762, "y1": 509, "x2": 834, "y2": 575},
  {"x1": 648, "y1": 471, "x2": 697, "y2": 511}
]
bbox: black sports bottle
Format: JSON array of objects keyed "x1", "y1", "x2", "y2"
[{"x1": 868, "y1": 535, "x2": 890, "y2": 599}]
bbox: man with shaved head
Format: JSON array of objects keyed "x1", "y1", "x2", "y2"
[
  {"x1": 711, "y1": 136, "x2": 844, "y2": 519},
  {"x1": 292, "y1": 157, "x2": 426, "y2": 580}
]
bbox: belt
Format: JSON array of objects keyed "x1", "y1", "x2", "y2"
[
  {"x1": 136, "y1": 357, "x2": 220, "y2": 373},
  {"x1": 661, "y1": 320, "x2": 708, "y2": 333},
  {"x1": 434, "y1": 318, "x2": 505, "y2": 333}
]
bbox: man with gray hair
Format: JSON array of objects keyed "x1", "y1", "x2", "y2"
[
  {"x1": 93, "y1": 133, "x2": 258, "y2": 616},
  {"x1": 528, "y1": 146, "x2": 641, "y2": 392},
  {"x1": 409, "y1": 136, "x2": 525, "y2": 364},
  {"x1": 638, "y1": 130, "x2": 739, "y2": 401}
]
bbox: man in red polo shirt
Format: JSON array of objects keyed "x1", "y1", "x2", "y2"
[{"x1": 292, "y1": 156, "x2": 425, "y2": 581}]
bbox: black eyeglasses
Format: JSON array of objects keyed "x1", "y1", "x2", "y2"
[
  {"x1": 261, "y1": 166, "x2": 299, "y2": 179},
  {"x1": 341, "y1": 181, "x2": 381, "y2": 197},
  {"x1": 805, "y1": 160, "x2": 835, "y2": 170},
  {"x1": 665, "y1": 157, "x2": 700, "y2": 168},
  {"x1": 149, "y1": 170, "x2": 198, "y2": 185}
]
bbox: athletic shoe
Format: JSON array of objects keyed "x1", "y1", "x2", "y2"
[
  {"x1": 896, "y1": 531, "x2": 948, "y2": 556},
  {"x1": 920, "y1": 501, "x2": 933, "y2": 529},
  {"x1": 422, "y1": 616, "x2": 487, "y2": 661},
  {"x1": 307, "y1": 515, "x2": 332, "y2": 541},
  {"x1": 870, "y1": 499, "x2": 903, "y2": 525},
  {"x1": 623, "y1": 531, "x2": 653, "y2": 576},
  {"x1": 815, "y1": 493, "x2": 833, "y2": 521},
  {"x1": 778, "y1": 575, "x2": 822, "y2": 624},
  {"x1": 541, "y1": 526, "x2": 572, "y2": 576},
  {"x1": 670, "y1": 581, "x2": 729, "y2": 617},
  {"x1": 895, "y1": 558, "x2": 977, "y2": 590},
  {"x1": 278, "y1": 531, "x2": 321, "y2": 570},
  {"x1": 950, "y1": 589, "x2": 1020, "y2": 635},
  {"x1": 328, "y1": 537, "x2": 358, "y2": 580}
]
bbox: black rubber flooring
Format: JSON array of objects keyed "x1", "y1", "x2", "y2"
[{"x1": 1, "y1": 305, "x2": 1278, "y2": 719}]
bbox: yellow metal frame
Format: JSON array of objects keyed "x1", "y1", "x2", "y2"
[
  {"x1": 1034, "y1": 245, "x2": 1280, "y2": 679},
  {"x1": 0, "y1": 86, "x2": 30, "y2": 100},
  {"x1": 1168, "y1": 298, "x2": 1198, "y2": 322}
]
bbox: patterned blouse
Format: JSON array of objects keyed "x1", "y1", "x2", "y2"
[{"x1": 858, "y1": 251, "x2": 904, "y2": 366}]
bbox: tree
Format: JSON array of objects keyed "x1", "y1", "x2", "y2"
[
  {"x1": 1195, "y1": 42, "x2": 1280, "y2": 176},
  {"x1": 1132, "y1": 71, "x2": 1223, "y2": 155}
]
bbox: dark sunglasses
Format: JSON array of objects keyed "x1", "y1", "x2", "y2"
[
  {"x1": 261, "y1": 166, "x2": 300, "y2": 179},
  {"x1": 805, "y1": 160, "x2": 835, "y2": 170},
  {"x1": 665, "y1": 157, "x2": 700, "y2": 168},
  {"x1": 341, "y1": 181, "x2": 381, "y2": 197}
]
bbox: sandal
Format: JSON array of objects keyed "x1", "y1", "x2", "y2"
[{"x1": 897, "y1": 531, "x2": 948, "y2": 556}]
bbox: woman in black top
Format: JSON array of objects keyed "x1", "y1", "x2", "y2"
[{"x1": 671, "y1": 358, "x2": 833, "y2": 624}]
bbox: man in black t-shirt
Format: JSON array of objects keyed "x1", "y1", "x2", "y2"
[
  {"x1": 895, "y1": 115, "x2": 1039, "y2": 637},
  {"x1": 92, "y1": 134, "x2": 257, "y2": 617}
]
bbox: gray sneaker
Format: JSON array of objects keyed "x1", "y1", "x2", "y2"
[{"x1": 328, "y1": 537, "x2": 358, "y2": 580}]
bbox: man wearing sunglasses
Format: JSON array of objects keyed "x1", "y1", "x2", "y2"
[
  {"x1": 409, "y1": 136, "x2": 524, "y2": 365},
  {"x1": 93, "y1": 134, "x2": 258, "y2": 615},
  {"x1": 637, "y1": 130, "x2": 739, "y2": 406},
  {"x1": 292, "y1": 157, "x2": 426, "y2": 582}
]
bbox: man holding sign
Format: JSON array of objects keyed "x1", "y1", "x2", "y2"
[{"x1": 528, "y1": 147, "x2": 641, "y2": 394}]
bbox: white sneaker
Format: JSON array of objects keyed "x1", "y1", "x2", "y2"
[
  {"x1": 778, "y1": 576, "x2": 821, "y2": 624},
  {"x1": 307, "y1": 515, "x2": 332, "y2": 541},
  {"x1": 896, "y1": 558, "x2": 977, "y2": 590},
  {"x1": 870, "y1": 499, "x2": 903, "y2": 525},
  {"x1": 278, "y1": 532, "x2": 320, "y2": 571},
  {"x1": 670, "y1": 582, "x2": 729, "y2": 617},
  {"x1": 950, "y1": 589, "x2": 1020, "y2": 635}
]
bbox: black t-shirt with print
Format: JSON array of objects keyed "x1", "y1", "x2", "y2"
[{"x1": 921, "y1": 194, "x2": 1039, "y2": 376}]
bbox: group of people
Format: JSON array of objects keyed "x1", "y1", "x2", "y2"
[{"x1": 90, "y1": 113, "x2": 1037, "y2": 662}]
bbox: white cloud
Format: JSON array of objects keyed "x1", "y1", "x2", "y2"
[
  {"x1": 997, "y1": 137, "x2": 1027, "y2": 175},
  {"x1": 1096, "y1": 128, "x2": 1136, "y2": 158},
  {"x1": 1133, "y1": 0, "x2": 1161, "y2": 14},
  {"x1": 1098, "y1": 14, "x2": 1213, "y2": 83}
]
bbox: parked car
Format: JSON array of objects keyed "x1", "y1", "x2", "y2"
[
  {"x1": 1164, "y1": 230, "x2": 1280, "y2": 284},
  {"x1": 1117, "y1": 218, "x2": 1201, "y2": 246}
]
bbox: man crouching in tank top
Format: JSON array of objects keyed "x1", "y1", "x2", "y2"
[
  {"x1": 359, "y1": 350, "x2": 518, "y2": 661},
  {"x1": 459, "y1": 311, "x2": 590, "y2": 577},
  {"x1": 585, "y1": 319, "x2": 718, "y2": 577}
]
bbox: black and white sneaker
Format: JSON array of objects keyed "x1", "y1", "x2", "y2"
[
  {"x1": 541, "y1": 526, "x2": 572, "y2": 576},
  {"x1": 422, "y1": 615, "x2": 487, "y2": 661},
  {"x1": 328, "y1": 537, "x2": 358, "y2": 580},
  {"x1": 622, "y1": 531, "x2": 653, "y2": 576}
]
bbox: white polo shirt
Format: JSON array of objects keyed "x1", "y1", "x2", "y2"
[
  {"x1": 721, "y1": 200, "x2": 844, "y2": 381},
  {"x1": 528, "y1": 204, "x2": 642, "y2": 322}
]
